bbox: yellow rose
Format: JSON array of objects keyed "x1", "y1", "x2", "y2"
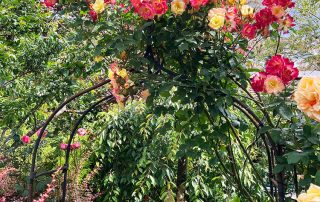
[
  {"x1": 297, "y1": 184, "x2": 320, "y2": 202},
  {"x1": 92, "y1": 0, "x2": 105, "y2": 14},
  {"x1": 240, "y1": 0, "x2": 246, "y2": 5},
  {"x1": 171, "y1": 0, "x2": 186, "y2": 15},
  {"x1": 118, "y1": 69, "x2": 128, "y2": 78},
  {"x1": 94, "y1": 56, "x2": 104, "y2": 63},
  {"x1": 108, "y1": 70, "x2": 115, "y2": 79},
  {"x1": 294, "y1": 77, "x2": 320, "y2": 122},
  {"x1": 208, "y1": 15, "x2": 225, "y2": 30},
  {"x1": 241, "y1": 5, "x2": 254, "y2": 17}
]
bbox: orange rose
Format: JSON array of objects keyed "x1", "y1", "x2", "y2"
[{"x1": 294, "y1": 77, "x2": 320, "y2": 122}]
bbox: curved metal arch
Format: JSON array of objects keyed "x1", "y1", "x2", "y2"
[
  {"x1": 28, "y1": 79, "x2": 110, "y2": 202},
  {"x1": 61, "y1": 95, "x2": 114, "y2": 201}
]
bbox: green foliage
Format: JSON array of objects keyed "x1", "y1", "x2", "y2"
[{"x1": 0, "y1": 0, "x2": 319, "y2": 201}]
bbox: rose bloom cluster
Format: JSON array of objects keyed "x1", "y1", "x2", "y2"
[
  {"x1": 21, "y1": 128, "x2": 48, "y2": 144},
  {"x1": 89, "y1": 0, "x2": 116, "y2": 22},
  {"x1": 206, "y1": 0, "x2": 295, "y2": 38},
  {"x1": 108, "y1": 62, "x2": 133, "y2": 106},
  {"x1": 60, "y1": 142, "x2": 81, "y2": 151},
  {"x1": 130, "y1": 0, "x2": 168, "y2": 20},
  {"x1": 294, "y1": 77, "x2": 320, "y2": 122},
  {"x1": 251, "y1": 55, "x2": 298, "y2": 95},
  {"x1": 255, "y1": 0, "x2": 295, "y2": 34},
  {"x1": 21, "y1": 127, "x2": 87, "y2": 151},
  {"x1": 297, "y1": 183, "x2": 320, "y2": 202}
]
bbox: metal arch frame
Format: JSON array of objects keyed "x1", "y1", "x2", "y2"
[
  {"x1": 28, "y1": 79, "x2": 110, "y2": 202},
  {"x1": 61, "y1": 95, "x2": 114, "y2": 201}
]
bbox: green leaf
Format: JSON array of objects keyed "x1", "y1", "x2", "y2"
[
  {"x1": 315, "y1": 170, "x2": 320, "y2": 185},
  {"x1": 270, "y1": 128, "x2": 282, "y2": 143},
  {"x1": 178, "y1": 42, "x2": 189, "y2": 52},
  {"x1": 273, "y1": 164, "x2": 285, "y2": 174},
  {"x1": 258, "y1": 126, "x2": 272, "y2": 134},
  {"x1": 278, "y1": 104, "x2": 293, "y2": 120},
  {"x1": 287, "y1": 151, "x2": 308, "y2": 164}
]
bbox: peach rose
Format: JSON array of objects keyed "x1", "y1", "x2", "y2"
[
  {"x1": 264, "y1": 75, "x2": 285, "y2": 95},
  {"x1": 271, "y1": 5, "x2": 285, "y2": 19},
  {"x1": 171, "y1": 0, "x2": 186, "y2": 15},
  {"x1": 294, "y1": 77, "x2": 320, "y2": 122},
  {"x1": 208, "y1": 8, "x2": 226, "y2": 21}
]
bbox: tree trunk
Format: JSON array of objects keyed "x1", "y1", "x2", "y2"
[{"x1": 176, "y1": 156, "x2": 187, "y2": 202}]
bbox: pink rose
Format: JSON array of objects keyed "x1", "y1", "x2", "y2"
[
  {"x1": 21, "y1": 135, "x2": 31, "y2": 144},
  {"x1": 60, "y1": 143, "x2": 68, "y2": 150},
  {"x1": 77, "y1": 128, "x2": 87, "y2": 136},
  {"x1": 137, "y1": 3, "x2": 156, "y2": 20},
  {"x1": 36, "y1": 128, "x2": 48, "y2": 138},
  {"x1": 226, "y1": 6, "x2": 238, "y2": 20},
  {"x1": 71, "y1": 142, "x2": 81, "y2": 150}
]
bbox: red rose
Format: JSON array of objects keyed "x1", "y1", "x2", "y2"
[
  {"x1": 281, "y1": 58, "x2": 298, "y2": 84},
  {"x1": 262, "y1": 0, "x2": 276, "y2": 7},
  {"x1": 255, "y1": 8, "x2": 275, "y2": 29},
  {"x1": 262, "y1": 0, "x2": 294, "y2": 8},
  {"x1": 152, "y1": 0, "x2": 168, "y2": 16},
  {"x1": 277, "y1": 0, "x2": 295, "y2": 8},
  {"x1": 266, "y1": 55, "x2": 298, "y2": 84},
  {"x1": 43, "y1": 0, "x2": 57, "y2": 7},
  {"x1": 251, "y1": 72, "x2": 267, "y2": 92},
  {"x1": 89, "y1": 10, "x2": 98, "y2": 22},
  {"x1": 241, "y1": 24, "x2": 257, "y2": 39},
  {"x1": 266, "y1": 55, "x2": 285, "y2": 76}
]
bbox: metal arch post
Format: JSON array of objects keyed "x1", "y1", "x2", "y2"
[
  {"x1": 28, "y1": 79, "x2": 110, "y2": 202},
  {"x1": 61, "y1": 95, "x2": 114, "y2": 202}
]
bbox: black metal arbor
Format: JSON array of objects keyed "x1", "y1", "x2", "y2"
[{"x1": 28, "y1": 79, "x2": 114, "y2": 202}]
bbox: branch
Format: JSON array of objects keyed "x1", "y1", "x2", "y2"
[
  {"x1": 226, "y1": 118, "x2": 275, "y2": 201},
  {"x1": 203, "y1": 106, "x2": 254, "y2": 201}
]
